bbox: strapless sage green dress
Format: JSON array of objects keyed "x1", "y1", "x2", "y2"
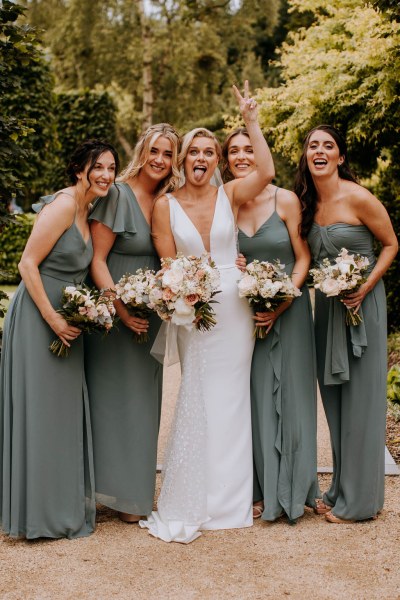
[
  {"x1": 0, "y1": 193, "x2": 95, "y2": 539},
  {"x1": 84, "y1": 183, "x2": 162, "y2": 515},
  {"x1": 308, "y1": 222, "x2": 387, "y2": 520},
  {"x1": 238, "y1": 194, "x2": 319, "y2": 522}
]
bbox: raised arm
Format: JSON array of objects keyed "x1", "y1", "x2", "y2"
[
  {"x1": 224, "y1": 80, "x2": 275, "y2": 210},
  {"x1": 151, "y1": 196, "x2": 177, "y2": 260},
  {"x1": 18, "y1": 194, "x2": 82, "y2": 346}
]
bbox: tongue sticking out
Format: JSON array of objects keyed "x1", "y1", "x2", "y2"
[{"x1": 194, "y1": 168, "x2": 206, "y2": 182}]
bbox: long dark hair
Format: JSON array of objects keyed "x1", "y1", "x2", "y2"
[
  {"x1": 221, "y1": 127, "x2": 249, "y2": 183},
  {"x1": 66, "y1": 139, "x2": 120, "y2": 187},
  {"x1": 294, "y1": 125, "x2": 358, "y2": 238}
]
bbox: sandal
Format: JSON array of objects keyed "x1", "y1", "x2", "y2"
[
  {"x1": 314, "y1": 499, "x2": 332, "y2": 515},
  {"x1": 253, "y1": 502, "x2": 264, "y2": 519},
  {"x1": 325, "y1": 511, "x2": 355, "y2": 524},
  {"x1": 118, "y1": 511, "x2": 141, "y2": 523}
]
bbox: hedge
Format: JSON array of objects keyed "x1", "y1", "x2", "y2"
[{"x1": 0, "y1": 213, "x2": 35, "y2": 283}]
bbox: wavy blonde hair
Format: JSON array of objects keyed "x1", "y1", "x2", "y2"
[
  {"x1": 179, "y1": 128, "x2": 222, "y2": 173},
  {"x1": 119, "y1": 123, "x2": 181, "y2": 197}
]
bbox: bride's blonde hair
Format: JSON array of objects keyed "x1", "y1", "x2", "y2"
[
  {"x1": 179, "y1": 128, "x2": 221, "y2": 172},
  {"x1": 119, "y1": 123, "x2": 181, "y2": 198}
]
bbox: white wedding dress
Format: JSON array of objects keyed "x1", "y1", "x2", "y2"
[{"x1": 140, "y1": 186, "x2": 254, "y2": 543}]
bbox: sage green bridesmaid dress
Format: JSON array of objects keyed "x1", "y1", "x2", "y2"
[
  {"x1": 238, "y1": 189, "x2": 319, "y2": 522},
  {"x1": 84, "y1": 182, "x2": 162, "y2": 515},
  {"x1": 0, "y1": 193, "x2": 95, "y2": 539},
  {"x1": 308, "y1": 222, "x2": 387, "y2": 520}
]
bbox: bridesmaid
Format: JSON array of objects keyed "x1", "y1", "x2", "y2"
[
  {"x1": 0, "y1": 140, "x2": 119, "y2": 538},
  {"x1": 295, "y1": 124, "x2": 398, "y2": 523},
  {"x1": 84, "y1": 123, "x2": 180, "y2": 523},
  {"x1": 223, "y1": 128, "x2": 320, "y2": 522}
]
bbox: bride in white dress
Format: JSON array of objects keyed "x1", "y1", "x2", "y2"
[{"x1": 140, "y1": 82, "x2": 275, "y2": 543}]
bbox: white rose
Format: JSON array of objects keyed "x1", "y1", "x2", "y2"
[
  {"x1": 162, "y1": 267, "x2": 184, "y2": 293},
  {"x1": 321, "y1": 278, "x2": 341, "y2": 297},
  {"x1": 238, "y1": 274, "x2": 258, "y2": 297},
  {"x1": 171, "y1": 297, "x2": 196, "y2": 327}
]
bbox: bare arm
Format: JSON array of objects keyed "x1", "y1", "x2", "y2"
[
  {"x1": 151, "y1": 196, "x2": 177, "y2": 259},
  {"x1": 254, "y1": 191, "x2": 310, "y2": 333},
  {"x1": 90, "y1": 220, "x2": 149, "y2": 334},
  {"x1": 18, "y1": 194, "x2": 82, "y2": 346},
  {"x1": 224, "y1": 81, "x2": 275, "y2": 210},
  {"x1": 343, "y1": 188, "x2": 398, "y2": 311}
]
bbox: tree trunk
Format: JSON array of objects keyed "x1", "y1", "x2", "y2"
[{"x1": 137, "y1": 0, "x2": 153, "y2": 132}]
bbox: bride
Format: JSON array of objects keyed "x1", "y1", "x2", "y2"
[{"x1": 139, "y1": 82, "x2": 275, "y2": 543}]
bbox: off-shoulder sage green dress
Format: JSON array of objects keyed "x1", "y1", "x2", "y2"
[
  {"x1": 0, "y1": 193, "x2": 95, "y2": 539},
  {"x1": 84, "y1": 182, "x2": 162, "y2": 515},
  {"x1": 238, "y1": 191, "x2": 319, "y2": 522},
  {"x1": 308, "y1": 223, "x2": 387, "y2": 520}
]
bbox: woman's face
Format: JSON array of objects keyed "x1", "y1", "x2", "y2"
[
  {"x1": 79, "y1": 150, "x2": 116, "y2": 196},
  {"x1": 306, "y1": 130, "x2": 344, "y2": 178},
  {"x1": 142, "y1": 135, "x2": 173, "y2": 182},
  {"x1": 184, "y1": 136, "x2": 219, "y2": 186},
  {"x1": 227, "y1": 134, "x2": 255, "y2": 179}
]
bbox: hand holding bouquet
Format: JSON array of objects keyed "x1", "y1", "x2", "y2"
[
  {"x1": 115, "y1": 269, "x2": 157, "y2": 343},
  {"x1": 50, "y1": 285, "x2": 116, "y2": 357},
  {"x1": 310, "y1": 247, "x2": 370, "y2": 326},
  {"x1": 149, "y1": 253, "x2": 221, "y2": 331},
  {"x1": 238, "y1": 259, "x2": 302, "y2": 339}
]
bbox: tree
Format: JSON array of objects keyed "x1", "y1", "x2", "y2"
[
  {"x1": 256, "y1": 0, "x2": 400, "y2": 329},
  {"x1": 0, "y1": 0, "x2": 56, "y2": 213}
]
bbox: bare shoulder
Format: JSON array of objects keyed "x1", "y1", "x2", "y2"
[
  {"x1": 276, "y1": 187, "x2": 301, "y2": 220},
  {"x1": 343, "y1": 180, "x2": 376, "y2": 205},
  {"x1": 153, "y1": 194, "x2": 170, "y2": 213},
  {"x1": 276, "y1": 187, "x2": 300, "y2": 207},
  {"x1": 36, "y1": 191, "x2": 76, "y2": 225}
]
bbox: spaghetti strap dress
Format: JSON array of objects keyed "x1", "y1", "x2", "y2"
[
  {"x1": 308, "y1": 222, "x2": 387, "y2": 520},
  {"x1": 0, "y1": 192, "x2": 95, "y2": 539},
  {"x1": 84, "y1": 182, "x2": 162, "y2": 515},
  {"x1": 238, "y1": 188, "x2": 319, "y2": 521}
]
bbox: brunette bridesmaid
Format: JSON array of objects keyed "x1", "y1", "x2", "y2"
[
  {"x1": 295, "y1": 125, "x2": 398, "y2": 523},
  {"x1": 223, "y1": 128, "x2": 320, "y2": 522},
  {"x1": 0, "y1": 140, "x2": 119, "y2": 538}
]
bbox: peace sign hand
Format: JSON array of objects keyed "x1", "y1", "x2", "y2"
[{"x1": 232, "y1": 80, "x2": 258, "y2": 122}]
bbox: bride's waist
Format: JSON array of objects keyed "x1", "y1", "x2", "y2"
[{"x1": 216, "y1": 263, "x2": 237, "y2": 270}]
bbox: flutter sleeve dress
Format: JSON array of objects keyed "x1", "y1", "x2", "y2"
[
  {"x1": 84, "y1": 182, "x2": 162, "y2": 516},
  {"x1": 0, "y1": 193, "x2": 96, "y2": 539}
]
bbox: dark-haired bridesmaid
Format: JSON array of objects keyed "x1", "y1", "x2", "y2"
[
  {"x1": 0, "y1": 140, "x2": 119, "y2": 538},
  {"x1": 295, "y1": 125, "x2": 398, "y2": 523},
  {"x1": 223, "y1": 127, "x2": 320, "y2": 523}
]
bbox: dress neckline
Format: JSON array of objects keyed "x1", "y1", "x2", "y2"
[
  {"x1": 312, "y1": 221, "x2": 366, "y2": 229},
  {"x1": 238, "y1": 210, "x2": 282, "y2": 239},
  {"x1": 170, "y1": 188, "x2": 220, "y2": 253},
  {"x1": 121, "y1": 182, "x2": 151, "y2": 229}
]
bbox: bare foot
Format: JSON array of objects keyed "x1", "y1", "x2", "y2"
[{"x1": 118, "y1": 512, "x2": 141, "y2": 523}]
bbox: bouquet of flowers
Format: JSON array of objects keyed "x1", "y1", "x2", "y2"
[
  {"x1": 115, "y1": 269, "x2": 157, "y2": 343},
  {"x1": 310, "y1": 247, "x2": 370, "y2": 326},
  {"x1": 50, "y1": 285, "x2": 116, "y2": 357},
  {"x1": 149, "y1": 253, "x2": 221, "y2": 331},
  {"x1": 238, "y1": 259, "x2": 302, "y2": 339}
]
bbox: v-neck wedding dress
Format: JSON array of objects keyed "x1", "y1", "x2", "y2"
[{"x1": 140, "y1": 185, "x2": 254, "y2": 543}]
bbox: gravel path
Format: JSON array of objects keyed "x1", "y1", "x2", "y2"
[{"x1": 1, "y1": 364, "x2": 399, "y2": 600}]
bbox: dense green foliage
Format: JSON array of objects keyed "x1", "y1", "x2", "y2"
[
  {"x1": 52, "y1": 91, "x2": 117, "y2": 190},
  {"x1": 0, "y1": 1, "x2": 54, "y2": 215},
  {"x1": 0, "y1": 214, "x2": 35, "y2": 284},
  {"x1": 256, "y1": 0, "x2": 400, "y2": 330}
]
